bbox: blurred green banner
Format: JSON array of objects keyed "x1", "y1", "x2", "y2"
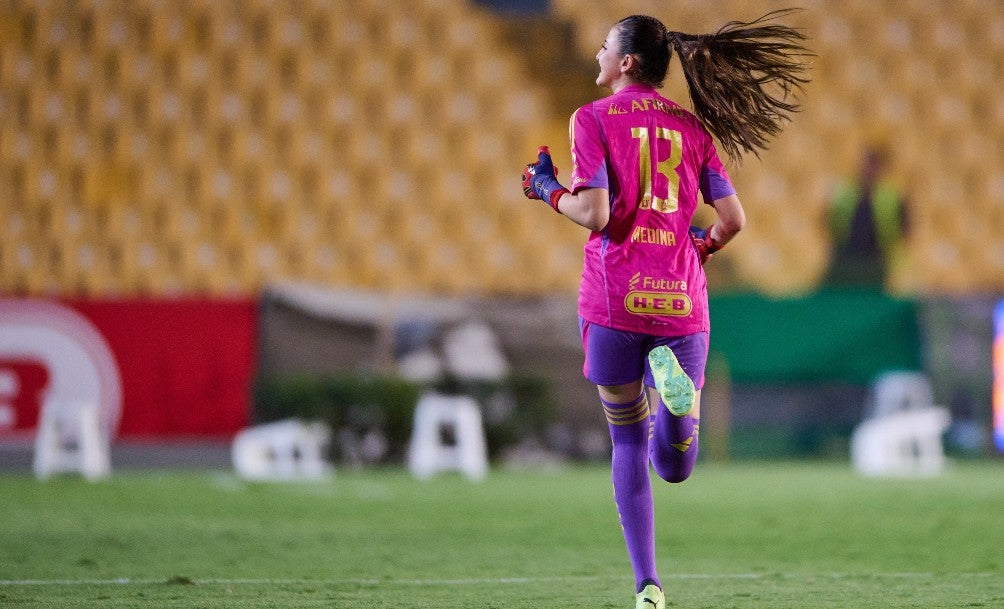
[{"x1": 709, "y1": 289, "x2": 922, "y2": 384}]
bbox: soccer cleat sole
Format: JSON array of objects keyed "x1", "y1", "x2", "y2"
[{"x1": 648, "y1": 345, "x2": 695, "y2": 417}]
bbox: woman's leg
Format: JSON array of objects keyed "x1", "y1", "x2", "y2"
[
  {"x1": 645, "y1": 336, "x2": 708, "y2": 484},
  {"x1": 599, "y1": 381, "x2": 660, "y2": 593},
  {"x1": 648, "y1": 387, "x2": 702, "y2": 483}
]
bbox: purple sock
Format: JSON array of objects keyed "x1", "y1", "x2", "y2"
[
  {"x1": 602, "y1": 394, "x2": 661, "y2": 592},
  {"x1": 649, "y1": 396, "x2": 700, "y2": 483}
]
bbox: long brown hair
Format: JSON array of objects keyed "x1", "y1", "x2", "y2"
[{"x1": 617, "y1": 9, "x2": 812, "y2": 162}]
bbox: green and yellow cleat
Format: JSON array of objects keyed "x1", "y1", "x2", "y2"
[
  {"x1": 648, "y1": 345, "x2": 695, "y2": 417},
  {"x1": 636, "y1": 579, "x2": 665, "y2": 609}
]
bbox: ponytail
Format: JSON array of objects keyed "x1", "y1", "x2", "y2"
[{"x1": 668, "y1": 9, "x2": 812, "y2": 162}]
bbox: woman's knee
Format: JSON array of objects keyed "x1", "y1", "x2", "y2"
[{"x1": 652, "y1": 460, "x2": 694, "y2": 484}]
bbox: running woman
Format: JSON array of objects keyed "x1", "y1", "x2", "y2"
[{"x1": 521, "y1": 11, "x2": 810, "y2": 609}]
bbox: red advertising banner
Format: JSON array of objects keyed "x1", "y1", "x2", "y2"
[{"x1": 0, "y1": 299, "x2": 257, "y2": 440}]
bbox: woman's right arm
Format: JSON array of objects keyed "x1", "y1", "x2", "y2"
[{"x1": 553, "y1": 187, "x2": 610, "y2": 233}]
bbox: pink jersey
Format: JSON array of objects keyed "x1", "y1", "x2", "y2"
[{"x1": 569, "y1": 84, "x2": 736, "y2": 336}]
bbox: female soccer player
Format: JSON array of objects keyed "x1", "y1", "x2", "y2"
[{"x1": 521, "y1": 11, "x2": 810, "y2": 609}]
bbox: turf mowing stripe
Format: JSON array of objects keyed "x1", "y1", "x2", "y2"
[
  {"x1": 0, "y1": 575, "x2": 704, "y2": 586},
  {"x1": 1, "y1": 572, "x2": 995, "y2": 587}
]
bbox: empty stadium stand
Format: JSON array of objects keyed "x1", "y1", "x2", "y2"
[{"x1": 1, "y1": 0, "x2": 1002, "y2": 297}]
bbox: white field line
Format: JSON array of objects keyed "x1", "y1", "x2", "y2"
[{"x1": 0, "y1": 572, "x2": 996, "y2": 586}]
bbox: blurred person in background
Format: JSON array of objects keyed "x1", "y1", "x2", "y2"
[
  {"x1": 521, "y1": 10, "x2": 810, "y2": 609},
  {"x1": 825, "y1": 146, "x2": 910, "y2": 289}
]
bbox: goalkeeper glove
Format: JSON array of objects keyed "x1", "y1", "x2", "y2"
[
  {"x1": 689, "y1": 225, "x2": 723, "y2": 265},
  {"x1": 522, "y1": 146, "x2": 569, "y2": 213}
]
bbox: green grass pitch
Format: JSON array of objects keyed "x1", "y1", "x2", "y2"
[{"x1": 1, "y1": 462, "x2": 1002, "y2": 608}]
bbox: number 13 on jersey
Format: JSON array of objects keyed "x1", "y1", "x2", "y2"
[{"x1": 632, "y1": 127, "x2": 682, "y2": 213}]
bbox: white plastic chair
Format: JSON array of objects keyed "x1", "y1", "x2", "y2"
[{"x1": 408, "y1": 393, "x2": 488, "y2": 481}]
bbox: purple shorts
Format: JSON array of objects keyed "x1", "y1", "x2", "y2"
[{"x1": 579, "y1": 319, "x2": 709, "y2": 390}]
